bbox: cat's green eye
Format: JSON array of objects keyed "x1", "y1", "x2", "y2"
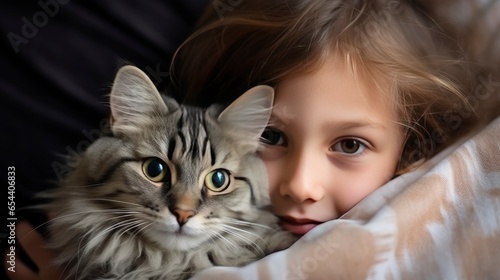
[
  {"x1": 142, "y1": 158, "x2": 169, "y2": 182},
  {"x1": 204, "y1": 169, "x2": 230, "y2": 192}
]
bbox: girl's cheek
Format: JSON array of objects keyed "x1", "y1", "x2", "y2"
[
  {"x1": 259, "y1": 156, "x2": 281, "y2": 196},
  {"x1": 258, "y1": 146, "x2": 285, "y2": 161},
  {"x1": 258, "y1": 148, "x2": 285, "y2": 185},
  {"x1": 262, "y1": 160, "x2": 277, "y2": 184}
]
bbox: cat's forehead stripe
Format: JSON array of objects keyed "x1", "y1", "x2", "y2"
[
  {"x1": 201, "y1": 117, "x2": 214, "y2": 165},
  {"x1": 202, "y1": 134, "x2": 209, "y2": 159},
  {"x1": 167, "y1": 137, "x2": 176, "y2": 160},
  {"x1": 177, "y1": 131, "x2": 187, "y2": 154},
  {"x1": 174, "y1": 107, "x2": 211, "y2": 162},
  {"x1": 191, "y1": 134, "x2": 200, "y2": 161},
  {"x1": 210, "y1": 144, "x2": 216, "y2": 166},
  {"x1": 176, "y1": 108, "x2": 184, "y2": 130}
]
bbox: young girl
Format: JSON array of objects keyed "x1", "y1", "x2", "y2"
[
  {"x1": 170, "y1": 0, "x2": 489, "y2": 236},
  {"x1": 8, "y1": 0, "x2": 497, "y2": 279}
]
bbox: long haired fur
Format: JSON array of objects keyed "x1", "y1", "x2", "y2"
[{"x1": 46, "y1": 66, "x2": 296, "y2": 280}]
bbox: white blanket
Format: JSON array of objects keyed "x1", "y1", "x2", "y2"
[{"x1": 192, "y1": 116, "x2": 500, "y2": 279}]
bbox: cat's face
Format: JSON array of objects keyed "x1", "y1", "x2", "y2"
[{"x1": 71, "y1": 66, "x2": 274, "y2": 251}]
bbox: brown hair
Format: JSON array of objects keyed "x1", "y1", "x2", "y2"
[{"x1": 170, "y1": 0, "x2": 491, "y2": 173}]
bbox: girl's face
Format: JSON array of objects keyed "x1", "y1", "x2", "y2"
[{"x1": 259, "y1": 57, "x2": 404, "y2": 236}]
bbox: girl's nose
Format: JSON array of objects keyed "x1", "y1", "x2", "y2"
[{"x1": 279, "y1": 149, "x2": 326, "y2": 203}]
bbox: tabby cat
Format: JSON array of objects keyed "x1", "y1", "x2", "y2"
[{"x1": 46, "y1": 66, "x2": 296, "y2": 280}]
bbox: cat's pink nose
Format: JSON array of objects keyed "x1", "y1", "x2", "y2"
[{"x1": 174, "y1": 209, "x2": 195, "y2": 226}]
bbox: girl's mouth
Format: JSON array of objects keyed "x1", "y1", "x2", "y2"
[{"x1": 278, "y1": 216, "x2": 323, "y2": 236}]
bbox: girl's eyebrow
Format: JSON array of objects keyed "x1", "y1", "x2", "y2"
[
  {"x1": 268, "y1": 114, "x2": 289, "y2": 128},
  {"x1": 321, "y1": 119, "x2": 387, "y2": 131}
]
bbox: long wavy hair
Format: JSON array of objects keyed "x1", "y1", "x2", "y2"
[{"x1": 170, "y1": 0, "x2": 490, "y2": 173}]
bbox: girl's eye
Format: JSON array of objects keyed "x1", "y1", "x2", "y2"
[
  {"x1": 142, "y1": 158, "x2": 170, "y2": 182},
  {"x1": 204, "y1": 169, "x2": 231, "y2": 192},
  {"x1": 260, "y1": 127, "x2": 285, "y2": 146},
  {"x1": 332, "y1": 139, "x2": 367, "y2": 155}
]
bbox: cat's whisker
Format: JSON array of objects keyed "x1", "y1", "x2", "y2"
[
  {"x1": 77, "y1": 218, "x2": 139, "y2": 255},
  {"x1": 213, "y1": 224, "x2": 263, "y2": 254},
  {"x1": 66, "y1": 228, "x2": 100, "y2": 280},
  {"x1": 62, "y1": 182, "x2": 105, "y2": 188},
  {"x1": 69, "y1": 215, "x2": 137, "y2": 246},
  {"x1": 53, "y1": 248, "x2": 79, "y2": 280},
  {"x1": 78, "y1": 198, "x2": 145, "y2": 208},
  {"x1": 204, "y1": 229, "x2": 219, "y2": 245},
  {"x1": 53, "y1": 209, "x2": 141, "y2": 221},
  {"x1": 218, "y1": 225, "x2": 265, "y2": 256},
  {"x1": 119, "y1": 219, "x2": 151, "y2": 241},
  {"x1": 129, "y1": 221, "x2": 154, "y2": 243},
  {"x1": 49, "y1": 197, "x2": 144, "y2": 211},
  {"x1": 220, "y1": 217, "x2": 273, "y2": 230},
  {"x1": 47, "y1": 200, "x2": 145, "y2": 222},
  {"x1": 79, "y1": 218, "x2": 141, "y2": 277},
  {"x1": 220, "y1": 223, "x2": 267, "y2": 242},
  {"x1": 207, "y1": 229, "x2": 239, "y2": 251},
  {"x1": 133, "y1": 220, "x2": 153, "y2": 233},
  {"x1": 68, "y1": 217, "x2": 149, "y2": 278},
  {"x1": 54, "y1": 213, "x2": 140, "y2": 233},
  {"x1": 15, "y1": 209, "x2": 141, "y2": 244}
]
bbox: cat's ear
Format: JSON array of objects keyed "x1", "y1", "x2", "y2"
[
  {"x1": 109, "y1": 65, "x2": 173, "y2": 136},
  {"x1": 218, "y1": 85, "x2": 274, "y2": 152}
]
